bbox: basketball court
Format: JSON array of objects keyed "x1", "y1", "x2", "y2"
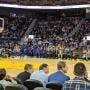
[{"x1": 0, "y1": 57, "x2": 90, "y2": 79}]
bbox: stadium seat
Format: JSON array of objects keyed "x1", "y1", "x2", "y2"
[
  {"x1": 24, "y1": 79, "x2": 43, "y2": 90},
  {"x1": 34, "y1": 87, "x2": 52, "y2": 90},
  {"x1": 0, "y1": 84, "x2": 4, "y2": 90},
  {"x1": 5, "y1": 84, "x2": 27, "y2": 90},
  {"x1": 46, "y1": 82, "x2": 62, "y2": 90},
  {"x1": 13, "y1": 77, "x2": 23, "y2": 84}
]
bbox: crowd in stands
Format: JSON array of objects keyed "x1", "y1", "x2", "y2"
[
  {"x1": 0, "y1": 15, "x2": 33, "y2": 57},
  {"x1": 0, "y1": 13, "x2": 90, "y2": 59},
  {"x1": 0, "y1": 61, "x2": 90, "y2": 90},
  {"x1": 16, "y1": 14, "x2": 89, "y2": 59},
  {"x1": 0, "y1": 15, "x2": 32, "y2": 39}
]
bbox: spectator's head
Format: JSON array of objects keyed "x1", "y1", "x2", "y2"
[
  {"x1": 0, "y1": 68, "x2": 6, "y2": 80},
  {"x1": 74, "y1": 62, "x2": 87, "y2": 77},
  {"x1": 39, "y1": 64, "x2": 49, "y2": 74},
  {"x1": 34, "y1": 87, "x2": 51, "y2": 90},
  {"x1": 57, "y1": 61, "x2": 68, "y2": 73},
  {"x1": 24, "y1": 64, "x2": 34, "y2": 74}
]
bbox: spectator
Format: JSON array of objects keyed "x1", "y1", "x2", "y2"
[
  {"x1": 17, "y1": 64, "x2": 34, "y2": 84},
  {"x1": 48, "y1": 61, "x2": 70, "y2": 84},
  {"x1": 0, "y1": 68, "x2": 17, "y2": 87},
  {"x1": 62, "y1": 62, "x2": 90, "y2": 90},
  {"x1": 0, "y1": 14, "x2": 90, "y2": 59},
  {"x1": 30, "y1": 64, "x2": 49, "y2": 86},
  {"x1": 34, "y1": 87, "x2": 52, "y2": 90}
]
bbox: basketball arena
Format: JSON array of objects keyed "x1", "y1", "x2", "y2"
[{"x1": 0, "y1": 0, "x2": 90, "y2": 90}]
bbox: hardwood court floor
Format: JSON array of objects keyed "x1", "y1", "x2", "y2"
[{"x1": 0, "y1": 57, "x2": 90, "y2": 79}]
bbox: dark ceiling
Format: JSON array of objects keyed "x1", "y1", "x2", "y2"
[{"x1": 0, "y1": 0, "x2": 89, "y2": 6}]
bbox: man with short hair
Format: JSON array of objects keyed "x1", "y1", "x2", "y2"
[
  {"x1": 62, "y1": 62, "x2": 90, "y2": 90},
  {"x1": 34, "y1": 87, "x2": 51, "y2": 90},
  {"x1": 48, "y1": 61, "x2": 70, "y2": 84},
  {"x1": 17, "y1": 64, "x2": 34, "y2": 84},
  {"x1": 30, "y1": 64, "x2": 49, "y2": 86}
]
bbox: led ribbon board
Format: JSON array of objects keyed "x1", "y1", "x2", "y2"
[{"x1": 0, "y1": 4, "x2": 90, "y2": 9}]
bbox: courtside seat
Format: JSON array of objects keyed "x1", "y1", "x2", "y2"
[
  {"x1": 34, "y1": 87, "x2": 52, "y2": 90},
  {"x1": 46, "y1": 82, "x2": 62, "y2": 90},
  {"x1": 24, "y1": 79, "x2": 43, "y2": 90},
  {"x1": 13, "y1": 77, "x2": 23, "y2": 84},
  {"x1": 5, "y1": 84, "x2": 27, "y2": 90},
  {"x1": 0, "y1": 84, "x2": 4, "y2": 90}
]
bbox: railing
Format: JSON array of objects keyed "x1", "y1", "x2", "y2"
[
  {"x1": 68, "y1": 19, "x2": 85, "y2": 37},
  {"x1": 20, "y1": 18, "x2": 37, "y2": 43},
  {"x1": 25, "y1": 18, "x2": 37, "y2": 35}
]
